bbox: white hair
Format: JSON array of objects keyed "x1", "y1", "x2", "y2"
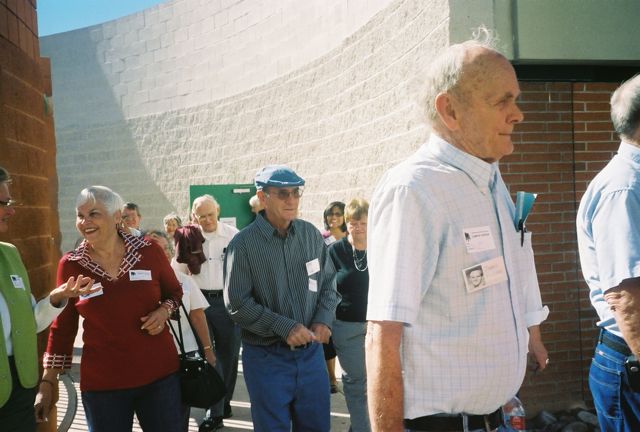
[
  {"x1": 611, "y1": 74, "x2": 640, "y2": 139},
  {"x1": 75, "y1": 186, "x2": 124, "y2": 215},
  {"x1": 421, "y1": 26, "x2": 501, "y2": 124},
  {"x1": 191, "y1": 194, "x2": 220, "y2": 214}
]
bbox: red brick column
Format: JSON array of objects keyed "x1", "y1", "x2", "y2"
[{"x1": 0, "y1": 1, "x2": 60, "y2": 430}]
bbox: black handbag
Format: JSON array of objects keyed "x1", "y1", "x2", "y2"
[{"x1": 168, "y1": 301, "x2": 226, "y2": 408}]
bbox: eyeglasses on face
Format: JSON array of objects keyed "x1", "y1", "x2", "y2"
[
  {"x1": 265, "y1": 188, "x2": 304, "y2": 200},
  {"x1": 328, "y1": 212, "x2": 343, "y2": 217},
  {"x1": 0, "y1": 199, "x2": 18, "y2": 208}
]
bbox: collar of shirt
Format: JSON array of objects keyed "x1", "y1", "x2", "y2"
[
  {"x1": 254, "y1": 212, "x2": 298, "y2": 239},
  {"x1": 201, "y1": 227, "x2": 220, "y2": 240},
  {"x1": 67, "y1": 229, "x2": 151, "y2": 281},
  {"x1": 198, "y1": 221, "x2": 235, "y2": 241},
  {"x1": 618, "y1": 140, "x2": 640, "y2": 164},
  {"x1": 426, "y1": 133, "x2": 498, "y2": 194}
]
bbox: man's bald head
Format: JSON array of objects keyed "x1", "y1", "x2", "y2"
[{"x1": 422, "y1": 28, "x2": 504, "y2": 126}]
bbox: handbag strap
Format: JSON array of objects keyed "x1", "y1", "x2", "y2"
[
  {"x1": 167, "y1": 306, "x2": 187, "y2": 356},
  {"x1": 167, "y1": 300, "x2": 208, "y2": 358}
]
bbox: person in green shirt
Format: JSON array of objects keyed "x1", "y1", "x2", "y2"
[{"x1": 0, "y1": 166, "x2": 95, "y2": 432}]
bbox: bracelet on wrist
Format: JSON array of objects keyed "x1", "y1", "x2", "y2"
[
  {"x1": 203, "y1": 345, "x2": 212, "y2": 351},
  {"x1": 40, "y1": 378, "x2": 56, "y2": 388}
]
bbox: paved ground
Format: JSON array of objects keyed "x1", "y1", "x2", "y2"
[{"x1": 56, "y1": 337, "x2": 352, "y2": 431}]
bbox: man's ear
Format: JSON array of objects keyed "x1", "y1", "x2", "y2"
[
  {"x1": 434, "y1": 92, "x2": 459, "y2": 131},
  {"x1": 257, "y1": 190, "x2": 267, "y2": 205}
]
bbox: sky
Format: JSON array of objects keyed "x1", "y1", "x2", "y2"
[{"x1": 37, "y1": 0, "x2": 169, "y2": 36}]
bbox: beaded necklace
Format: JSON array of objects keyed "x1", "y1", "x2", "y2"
[{"x1": 352, "y1": 247, "x2": 367, "y2": 272}]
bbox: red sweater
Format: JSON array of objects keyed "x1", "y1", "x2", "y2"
[{"x1": 44, "y1": 235, "x2": 182, "y2": 391}]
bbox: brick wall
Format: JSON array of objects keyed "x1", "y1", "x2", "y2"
[
  {"x1": 0, "y1": 0, "x2": 59, "y2": 338},
  {"x1": 42, "y1": 0, "x2": 448, "y2": 251},
  {"x1": 503, "y1": 82, "x2": 620, "y2": 411},
  {"x1": 0, "y1": 1, "x2": 59, "y2": 429}
]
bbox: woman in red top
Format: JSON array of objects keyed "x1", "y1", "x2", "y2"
[{"x1": 35, "y1": 186, "x2": 183, "y2": 432}]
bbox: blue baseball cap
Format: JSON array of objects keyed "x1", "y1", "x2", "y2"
[{"x1": 255, "y1": 165, "x2": 305, "y2": 189}]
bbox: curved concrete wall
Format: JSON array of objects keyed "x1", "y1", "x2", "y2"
[{"x1": 42, "y1": 0, "x2": 449, "y2": 249}]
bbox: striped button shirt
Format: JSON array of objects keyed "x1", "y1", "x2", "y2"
[{"x1": 224, "y1": 213, "x2": 340, "y2": 345}]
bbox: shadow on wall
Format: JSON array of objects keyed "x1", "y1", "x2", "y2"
[
  {"x1": 41, "y1": 30, "x2": 176, "y2": 251},
  {"x1": 42, "y1": 0, "x2": 456, "y2": 250}
]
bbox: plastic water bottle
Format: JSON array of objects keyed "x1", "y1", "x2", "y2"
[{"x1": 500, "y1": 396, "x2": 527, "y2": 431}]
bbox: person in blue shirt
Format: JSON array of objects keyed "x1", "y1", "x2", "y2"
[{"x1": 577, "y1": 74, "x2": 640, "y2": 432}]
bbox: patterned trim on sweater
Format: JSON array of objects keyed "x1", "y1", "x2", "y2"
[
  {"x1": 43, "y1": 352, "x2": 72, "y2": 369},
  {"x1": 67, "y1": 230, "x2": 151, "y2": 281}
]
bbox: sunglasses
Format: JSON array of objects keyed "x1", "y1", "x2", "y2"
[
  {"x1": 328, "y1": 212, "x2": 343, "y2": 217},
  {"x1": 265, "y1": 188, "x2": 304, "y2": 200},
  {"x1": 0, "y1": 199, "x2": 17, "y2": 207}
]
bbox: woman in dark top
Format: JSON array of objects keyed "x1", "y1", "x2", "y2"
[
  {"x1": 328, "y1": 198, "x2": 370, "y2": 432},
  {"x1": 321, "y1": 201, "x2": 346, "y2": 393}
]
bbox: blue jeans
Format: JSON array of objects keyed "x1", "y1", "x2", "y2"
[
  {"x1": 332, "y1": 320, "x2": 371, "y2": 432},
  {"x1": 242, "y1": 341, "x2": 330, "y2": 432},
  {"x1": 81, "y1": 373, "x2": 182, "y2": 432},
  {"x1": 203, "y1": 295, "x2": 241, "y2": 418},
  {"x1": 590, "y1": 330, "x2": 640, "y2": 431}
]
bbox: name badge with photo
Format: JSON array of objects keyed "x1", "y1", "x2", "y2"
[
  {"x1": 462, "y1": 256, "x2": 508, "y2": 293},
  {"x1": 10, "y1": 275, "x2": 25, "y2": 290},
  {"x1": 129, "y1": 270, "x2": 152, "y2": 281},
  {"x1": 463, "y1": 226, "x2": 496, "y2": 253}
]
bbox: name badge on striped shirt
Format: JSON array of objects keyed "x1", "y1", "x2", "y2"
[
  {"x1": 306, "y1": 258, "x2": 320, "y2": 275},
  {"x1": 308, "y1": 279, "x2": 318, "y2": 292}
]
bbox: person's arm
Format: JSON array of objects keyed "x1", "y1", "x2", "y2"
[
  {"x1": 141, "y1": 244, "x2": 183, "y2": 335},
  {"x1": 34, "y1": 367, "x2": 62, "y2": 423},
  {"x1": 590, "y1": 190, "x2": 640, "y2": 356},
  {"x1": 311, "y1": 236, "x2": 340, "y2": 339},
  {"x1": 366, "y1": 320, "x2": 404, "y2": 432},
  {"x1": 528, "y1": 324, "x2": 548, "y2": 370},
  {"x1": 605, "y1": 277, "x2": 640, "y2": 356},
  {"x1": 36, "y1": 258, "x2": 82, "y2": 422},
  {"x1": 189, "y1": 308, "x2": 216, "y2": 366},
  {"x1": 34, "y1": 275, "x2": 96, "y2": 332},
  {"x1": 517, "y1": 232, "x2": 550, "y2": 370}
]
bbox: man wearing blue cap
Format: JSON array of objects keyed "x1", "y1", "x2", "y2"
[{"x1": 224, "y1": 164, "x2": 340, "y2": 432}]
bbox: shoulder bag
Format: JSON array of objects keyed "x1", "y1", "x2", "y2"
[{"x1": 168, "y1": 302, "x2": 226, "y2": 408}]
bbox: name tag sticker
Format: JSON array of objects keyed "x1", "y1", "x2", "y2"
[
  {"x1": 129, "y1": 270, "x2": 152, "y2": 281},
  {"x1": 463, "y1": 256, "x2": 508, "y2": 293},
  {"x1": 306, "y1": 258, "x2": 320, "y2": 276},
  {"x1": 308, "y1": 278, "x2": 318, "y2": 292},
  {"x1": 463, "y1": 226, "x2": 496, "y2": 253},
  {"x1": 10, "y1": 275, "x2": 25, "y2": 290},
  {"x1": 80, "y1": 282, "x2": 104, "y2": 300},
  {"x1": 323, "y1": 236, "x2": 336, "y2": 246}
]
